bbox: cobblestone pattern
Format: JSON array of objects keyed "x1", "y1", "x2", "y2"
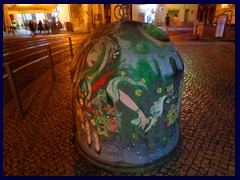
[{"x1": 3, "y1": 36, "x2": 235, "y2": 176}]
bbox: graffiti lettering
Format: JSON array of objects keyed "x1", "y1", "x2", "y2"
[{"x1": 114, "y1": 4, "x2": 130, "y2": 21}]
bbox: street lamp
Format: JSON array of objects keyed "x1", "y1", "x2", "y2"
[{"x1": 221, "y1": 4, "x2": 229, "y2": 9}]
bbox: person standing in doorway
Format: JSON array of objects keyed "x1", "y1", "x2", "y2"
[
  {"x1": 165, "y1": 14, "x2": 170, "y2": 32},
  {"x1": 173, "y1": 14, "x2": 179, "y2": 31}
]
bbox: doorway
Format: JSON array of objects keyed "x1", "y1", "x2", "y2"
[
  {"x1": 104, "y1": 4, "x2": 111, "y2": 24},
  {"x1": 167, "y1": 10, "x2": 179, "y2": 27},
  {"x1": 184, "y1": 9, "x2": 189, "y2": 25}
]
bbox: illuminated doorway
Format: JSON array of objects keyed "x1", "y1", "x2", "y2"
[{"x1": 167, "y1": 10, "x2": 179, "y2": 27}]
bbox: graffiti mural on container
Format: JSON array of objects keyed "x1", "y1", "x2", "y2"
[{"x1": 71, "y1": 21, "x2": 184, "y2": 166}]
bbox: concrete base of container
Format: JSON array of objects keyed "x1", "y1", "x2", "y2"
[{"x1": 75, "y1": 133, "x2": 182, "y2": 173}]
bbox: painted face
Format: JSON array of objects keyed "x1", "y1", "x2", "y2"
[{"x1": 86, "y1": 43, "x2": 102, "y2": 67}]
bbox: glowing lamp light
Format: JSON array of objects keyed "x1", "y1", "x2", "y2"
[{"x1": 221, "y1": 4, "x2": 229, "y2": 9}]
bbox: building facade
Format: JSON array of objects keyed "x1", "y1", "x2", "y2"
[
  {"x1": 5, "y1": 4, "x2": 235, "y2": 33},
  {"x1": 6, "y1": 4, "x2": 129, "y2": 32}
]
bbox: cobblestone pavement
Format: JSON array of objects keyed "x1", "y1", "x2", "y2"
[{"x1": 3, "y1": 30, "x2": 235, "y2": 176}]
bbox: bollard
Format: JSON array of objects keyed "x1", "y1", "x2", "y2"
[
  {"x1": 193, "y1": 20, "x2": 197, "y2": 39},
  {"x1": 196, "y1": 21, "x2": 204, "y2": 39},
  {"x1": 46, "y1": 45, "x2": 56, "y2": 81},
  {"x1": 5, "y1": 63, "x2": 24, "y2": 119},
  {"x1": 70, "y1": 21, "x2": 184, "y2": 172},
  {"x1": 68, "y1": 36, "x2": 74, "y2": 60}
]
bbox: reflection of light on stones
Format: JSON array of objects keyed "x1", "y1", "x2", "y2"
[{"x1": 137, "y1": 151, "x2": 140, "y2": 154}]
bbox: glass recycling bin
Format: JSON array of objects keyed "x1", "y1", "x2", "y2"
[{"x1": 70, "y1": 21, "x2": 184, "y2": 172}]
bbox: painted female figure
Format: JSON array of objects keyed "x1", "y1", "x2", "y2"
[{"x1": 72, "y1": 33, "x2": 149, "y2": 152}]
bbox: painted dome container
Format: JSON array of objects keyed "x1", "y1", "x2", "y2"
[{"x1": 70, "y1": 21, "x2": 184, "y2": 172}]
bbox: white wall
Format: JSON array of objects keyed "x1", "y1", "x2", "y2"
[
  {"x1": 57, "y1": 4, "x2": 70, "y2": 29},
  {"x1": 132, "y1": 4, "x2": 147, "y2": 22}
]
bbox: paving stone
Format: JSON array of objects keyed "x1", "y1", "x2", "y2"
[{"x1": 187, "y1": 168, "x2": 198, "y2": 176}]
